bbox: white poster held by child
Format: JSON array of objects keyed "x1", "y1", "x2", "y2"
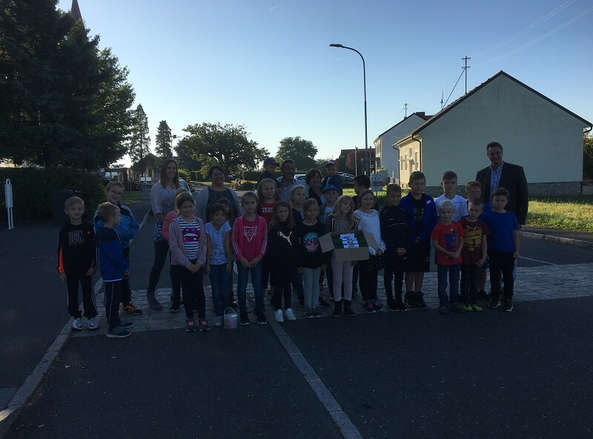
[{"x1": 5, "y1": 178, "x2": 14, "y2": 230}]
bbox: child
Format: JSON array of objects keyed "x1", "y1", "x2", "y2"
[
  {"x1": 435, "y1": 171, "x2": 468, "y2": 221},
  {"x1": 94, "y1": 182, "x2": 141, "y2": 315},
  {"x1": 215, "y1": 197, "x2": 237, "y2": 307},
  {"x1": 96, "y1": 202, "x2": 132, "y2": 338},
  {"x1": 258, "y1": 157, "x2": 279, "y2": 183},
  {"x1": 257, "y1": 178, "x2": 279, "y2": 225},
  {"x1": 399, "y1": 171, "x2": 438, "y2": 308},
  {"x1": 482, "y1": 187, "x2": 520, "y2": 312},
  {"x1": 460, "y1": 200, "x2": 489, "y2": 312},
  {"x1": 328, "y1": 195, "x2": 358, "y2": 316},
  {"x1": 355, "y1": 190, "x2": 386, "y2": 312},
  {"x1": 295, "y1": 199, "x2": 328, "y2": 318},
  {"x1": 58, "y1": 196, "x2": 98, "y2": 331},
  {"x1": 380, "y1": 184, "x2": 409, "y2": 311},
  {"x1": 353, "y1": 175, "x2": 372, "y2": 209},
  {"x1": 322, "y1": 161, "x2": 344, "y2": 195},
  {"x1": 431, "y1": 201, "x2": 464, "y2": 314},
  {"x1": 321, "y1": 185, "x2": 340, "y2": 224},
  {"x1": 289, "y1": 185, "x2": 306, "y2": 225},
  {"x1": 206, "y1": 203, "x2": 232, "y2": 327},
  {"x1": 232, "y1": 192, "x2": 268, "y2": 325},
  {"x1": 465, "y1": 180, "x2": 491, "y2": 301},
  {"x1": 168, "y1": 192, "x2": 208, "y2": 332},
  {"x1": 267, "y1": 201, "x2": 298, "y2": 322}
]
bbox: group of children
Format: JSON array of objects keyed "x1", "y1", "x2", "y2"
[{"x1": 58, "y1": 163, "x2": 521, "y2": 338}]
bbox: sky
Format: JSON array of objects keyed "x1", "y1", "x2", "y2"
[{"x1": 58, "y1": 0, "x2": 593, "y2": 167}]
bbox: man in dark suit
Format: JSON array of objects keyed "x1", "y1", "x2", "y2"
[{"x1": 476, "y1": 141, "x2": 528, "y2": 225}]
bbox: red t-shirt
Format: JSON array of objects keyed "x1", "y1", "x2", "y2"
[
  {"x1": 431, "y1": 222, "x2": 464, "y2": 265},
  {"x1": 460, "y1": 218, "x2": 489, "y2": 265},
  {"x1": 258, "y1": 201, "x2": 276, "y2": 226}
]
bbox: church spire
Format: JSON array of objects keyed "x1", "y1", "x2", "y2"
[{"x1": 70, "y1": 0, "x2": 83, "y2": 22}]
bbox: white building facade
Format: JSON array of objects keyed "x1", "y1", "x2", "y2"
[
  {"x1": 373, "y1": 113, "x2": 428, "y2": 183},
  {"x1": 395, "y1": 71, "x2": 592, "y2": 195}
]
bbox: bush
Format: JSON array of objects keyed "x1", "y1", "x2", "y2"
[
  {"x1": 238, "y1": 181, "x2": 257, "y2": 191},
  {"x1": 178, "y1": 169, "x2": 190, "y2": 181},
  {"x1": 0, "y1": 168, "x2": 105, "y2": 223}
]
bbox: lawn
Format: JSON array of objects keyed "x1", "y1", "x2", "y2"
[
  {"x1": 526, "y1": 196, "x2": 593, "y2": 233},
  {"x1": 121, "y1": 190, "x2": 147, "y2": 205}
]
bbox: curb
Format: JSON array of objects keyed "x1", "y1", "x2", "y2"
[
  {"x1": 520, "y1": 231, "x2": 593, "y2": 249},
  {"x1": 0, "y1": 207, "x2": 151, "y2": 438}
]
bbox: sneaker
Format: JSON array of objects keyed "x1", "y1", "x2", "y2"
[
  {"x1": 319, "y1": 297, "x2": 331, "y2": 308},
  {"x1": 312, "y1": 308, "x2": 322, "y2": 318},
  {"x1": 214, "y1": 316, "x2": 223, "y2": 327},
  {"x1": 169, "y1": 304, "x2": 180, "y2": 313},
  {"x1": 439, "y1": 305, "x2": 449, "y2": 315},
  {"x1": 394, "y1": 300, "x2": 407, "y2": 311},
  {"x1": 343, "y1": 301, "x2": 355, "y2": 317},
  {"x1": 387, "y1": 298, "x2": 398, "y2": 310},
  {"x1": 87, "y1": 317, "x2": 99, "y2": 330},
  {"x1": 199, "y1": 319, "x2": 211, "y2": 332},
  {"x1": 416, "y1": 292, "x2": 427, "y2": 308},
  {"x1": 118, "y1": 321, "x2": 134, "y2": 328},
  {"x1": 147, "y1": 295, "x2": 163, "y2": 311},
  {"x1": 333, "y1": 301, "x2": 343, "y2": 317},
  {"x1": 471, "y1": 304, "x2": 483, "y2": 312},
  {"x1": 365, "y1": 302, "x2": 375, "y2": 313},
  {"x1": 503, "y1": 301, "x2": 514, "y2": 312},
  {"x1": 240, "y1": 313, "x2": 250, "y2": 326},
  {"x1": 372, "y1": 302, "x2": 383, "y2": 312},
  {"x1": 106, "y1": 327, "x2": 131, "y2": 338},
  {"x1": 284, "y1": 308, "x2": 296, "y2": 321},
  {"x1": 463, "y1": 305, "x2": 473, "y2": 312},
  {"x1": 257, "y1": 313, "x2": 268, "y2": 325},
  {"x1": 304, "y1": 310, "x2": 315, "y2": 319},
  {"x1": 123, "y1": 304, "x2": 143, "y2": 315},
  {"x1": 488, "y1": 297, "x2": 501, "y2": 310},
  {"x1": 274, "y1": 309, "x2": 284, "y2": 322},
  {"x1": 185, "y1": 320, "x2": 196, "y2": 332},
  {"x1": 71, "y1": 318, "x2": 83, "y2": 331}
]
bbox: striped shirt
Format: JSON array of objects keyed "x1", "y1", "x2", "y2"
[{"x1": 176, "y1": 216, "x2": 202, "y2": 261}]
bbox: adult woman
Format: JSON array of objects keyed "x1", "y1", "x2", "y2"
[
  {"x1": 306, "y1": 169, "x2": 325, "y2": 207},
  {"x1": 194, "y1": 166, "x2": 241, "y2": 222},
  {"x1": 146, "y1": 159, "x2": 180, "y2": 310}
]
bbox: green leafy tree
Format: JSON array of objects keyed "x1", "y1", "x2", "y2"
[
  {"x1": 276, "y1": 137, "x2": 318, "y2": 169},
  {"x1": 129, "y1": 104, "x2": 150, "y2": 165},
  {"x1": 584, "y1": 132, "x2": 593, "y2": 180},
  {"x1": 175, "y1": 137, "x2": 202, "y2": 171},
  {"x1": 179, "y1": 123, "x2": 268, "y2": 176},
  {"x1": 155, "y1": 120, "x2": 173, "y2": 158}
]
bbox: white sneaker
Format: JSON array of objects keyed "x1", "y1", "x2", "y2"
[
  {"x1": 71, "y1": 318, "x2": 83, "y2": 331},
  {"x1": 87, "y1": 317, "x2": 99, "y2": 330},
  {"x1": 284, "y1": 308, "x2": 296, "y2": 321},
  {"x1": 274, "y1": 309, "x2": 284, "y2": 322}
]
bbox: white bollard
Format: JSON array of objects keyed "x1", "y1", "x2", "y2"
[{"x1": 5, "y1": 178, "x2": 14, "y2": 230}]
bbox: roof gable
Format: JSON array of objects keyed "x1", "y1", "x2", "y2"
[
  {"x1": 374, "y1": 112, "x2": 431, "y2": 142},
  {"x1": 408, "y1": 71, "x2": 592, "y2": 137}
]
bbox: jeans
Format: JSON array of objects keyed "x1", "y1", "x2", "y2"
[
  {"x1": 209, "y1": 264, "x2": 230, "y2": 317},
  {"x1": 461, "y1": 264, "x2": 480, "y2": 305},
  {"x1": 147, "y1": 239, "x2": 169, "y2": 294},
  {"x1": 489, "y1": 252, "x2": 514, "y2": 301},
  {"x1": 437, "y1": 264, "x2": 460, "y2": 306},
  {"x1": 302, "y1": 267, "x2": 321, "y2": 310},
  {"x1": 172, "y1": 264, "x2": 205, "y2": 320},
  {"x1": 237, "y1": 261, "x2": 264, "y2": 316},
  {"x1": 331, "y1": 255, "x2": 353, "y2": 301}
]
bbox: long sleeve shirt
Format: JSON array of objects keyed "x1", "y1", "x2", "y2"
[
  {"x1": 94, "y1": 203, "x2": 139, "y2": 249},
  {"x1": 57, "y1": 221, "x2": 96, "y2": 274},
  {"x1": 232, "y1": 215, "x2": 268, "y2": 261},
  {"x1": 96, "y1": 227, "x2": 128, "y2": 282},
  {"x1": 168, "y1": 216, "x2": 207, "y2": 268}
]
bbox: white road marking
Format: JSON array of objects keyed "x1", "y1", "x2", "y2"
[
  {"x1": 520, "y1": 256, "x2": 556, "y2": 265},
  {"x1": 269, "y1": 321, "x2": 364, "y2": 439}
]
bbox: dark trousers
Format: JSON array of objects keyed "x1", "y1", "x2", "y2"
[
  {"x1": 66, "y1": 271, "x2": 97, "y2": 318},
  {"x1": 384, "y1": 266, "x2": 404, "y2": 300},
  {"x1": 170, "y1": 260, "x2": 182, "y2": 306},
  {"x1": 326, "y1": 265, "x2": 334, "y2": 297},
  {"x1": 461, "y1": 264, "x2": 480, "y2": 305},
  {"x1": 104, "y1": 281, "x2": 122, "y2": 330},
  {"x1": 352, "y1": 263, "x2": 359, "y2": 294},
  {"x1": 437, "y1": 264, "x2": 460, "y2": 306},
  {"x1": 489, "y1": 252, "x2": 514, "y2": 301},
  {"x1": 272, "y1": 280, "x2": 292, "y2": 310},
  {"x1": 121, "y1": 248, "x2": 132, "y2": 306},
  {"x1": 147, "y1": 239, "x2": 169, "y2": 293},
  {"x1": 291, "y1": 271, "x2": 304, "y2": 303},
  {"x1": 358, "y1": 257, "x2": 378, "y2": 302},
  {"x1": 172, "y1": 264, "x2": 205, "y2": 320}
]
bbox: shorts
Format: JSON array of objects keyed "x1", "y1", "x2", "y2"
[{"x1": 406, "y1": 241, "x2": 430, "y2": 273}]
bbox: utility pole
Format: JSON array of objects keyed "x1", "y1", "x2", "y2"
[
  {"x1": 462, "y1": 56, "x2": 471, "y2": 94},
  {"x1": 440, "y1": 90, "x2": 444, "y2": 109},
  {"x1": 403, "y1": 103, "x2": 408, "y2": 118}
]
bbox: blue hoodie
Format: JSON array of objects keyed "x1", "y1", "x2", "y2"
[
  {"x1": 96, "y1": 227, "x2": 128, "y2": 282},
  {"x1": 94, "y1": 203, "x2": 139, "y2": 249},
  {"x1": 399, "y1": 193, "x2": 438, "y2": 244}
]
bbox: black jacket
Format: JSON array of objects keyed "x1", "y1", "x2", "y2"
[
  {"x1": 267, "y1": 222, "x2": 298, "y2": 283},
  {"x1": 476, "y1": 162, "x2": 528, "y2": 225},
  {"x1": 379, "y1": 205, "x2": 410, "y2": 255},
  {"x1": 57, "y1": 222, "x2": 96, "y2": 274}
]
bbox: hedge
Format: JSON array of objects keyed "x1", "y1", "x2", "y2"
[{"x1": 0, "y1": 168, "x2": 105, "y2": 223}]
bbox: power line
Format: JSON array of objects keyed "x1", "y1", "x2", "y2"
[{"x1": 443, "y1": 69, "x2": 464, "y2": 108}]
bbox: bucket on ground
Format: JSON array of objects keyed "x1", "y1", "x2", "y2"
[{"x1": 223, "y1": 307, "x2": 238, "y2": 329}]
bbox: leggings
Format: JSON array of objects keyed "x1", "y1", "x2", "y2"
[
  {"x1": 331, "y1": 255, "x2": 353, "y2": 301},
  {"x1": 172, "y1": 264, "x2": 205, "y2": 320},
  {"x1": 147, "y1": 239, "x2": 169, "y2": 293}
]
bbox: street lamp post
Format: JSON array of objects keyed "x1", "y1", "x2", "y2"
[{"x1": 330, "y1": 43, "x2": 370, "y2": 176}]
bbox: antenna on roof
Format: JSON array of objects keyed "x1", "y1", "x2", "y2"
[
  {"x1": 403, "y1": 103, "x2": 408, "y2": 118},
  {"x1": 440, "y1": 90, "x2": 444, "y2": 109}
]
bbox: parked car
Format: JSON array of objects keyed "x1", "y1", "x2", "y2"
[
  {"x1": 179, "y1": 178, "x2": 192, "y2": 193},
  {"x1": 295, "y1": 174, "x2": 307, "y2": 184}
]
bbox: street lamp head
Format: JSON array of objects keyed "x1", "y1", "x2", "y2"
[{"x1": 329, "y1": 43, "x2": 344, "y2": 48}]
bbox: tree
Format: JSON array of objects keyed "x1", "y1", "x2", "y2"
[
  {"x1": 128, "y1": 104, "x2": 150, "y2": 165},
  {"x1": 175, "y1": 137, "x2": 202, "y2": 171},
  {"x1": 276, "y1": 137, "x2": 318, "y2": 169},
  {"x1": 584, "y1": 132, "x2": 593, "y2": 180},
  {"x1": 179, "y1": 123, "x2": 268, "y2": 176},
  {"x1": 155, "y1": 120, "x2": 173, "y2": 158}
]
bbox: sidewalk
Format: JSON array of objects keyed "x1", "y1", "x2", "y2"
[{"x1": 522, "y1": 226, "x2": 593, "y2": 247}]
